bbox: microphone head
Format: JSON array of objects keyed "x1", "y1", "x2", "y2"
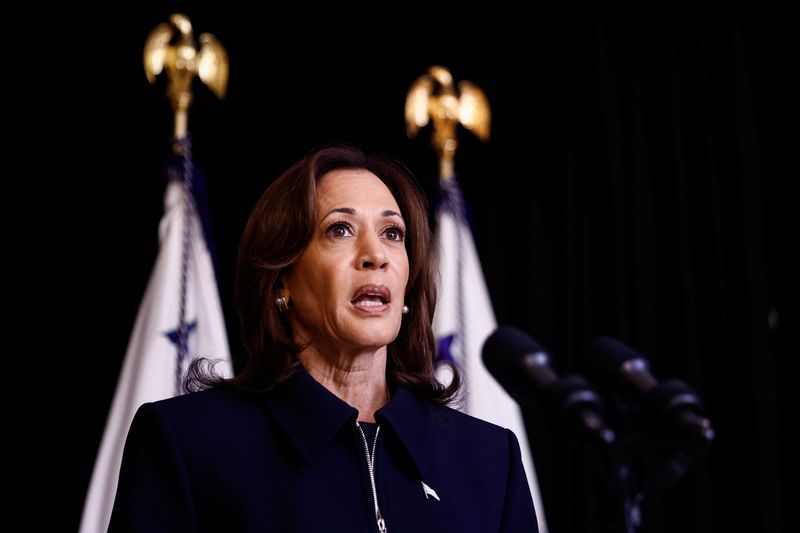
[
  {"x1": 583, "y1": 336, "x2": 645, "y2": 372},
  {"x1": 583, "y1": 336, "x2": 658, "y2": 394},
  {"x1": 649, "y1": 379, "x2": 714, "y2": 442},
  {"x1": 548, "y1": 374, "x2": 603, "y2": 414},
  {"x1": 482, "y1": 325, "x2": 546, "y2": 383},
  {"x1": 548, "y1": 374, "x2": 615, "y2": 445}
]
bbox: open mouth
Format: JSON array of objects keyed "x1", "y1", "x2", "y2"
[{"x1": 351, "y1": 284, "x2": 391, "y2": 311}]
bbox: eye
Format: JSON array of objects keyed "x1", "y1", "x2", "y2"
[
  {"x1": 326, "y1": 222, "x2": 354, "y2": 239},
  {"x1": 383, "y1": 225, "x2": 406, "y2": 242}
]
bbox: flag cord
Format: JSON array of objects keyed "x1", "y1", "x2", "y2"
[
  {"x1": 175, "y1": 136, "x2": 194, "y2": 395},
  {"x1": 454, "y1": 189, "x2": 467, "y2": 380},
  {"x1": 443, "y1": 179, "x2": 468, "y2": 382}
]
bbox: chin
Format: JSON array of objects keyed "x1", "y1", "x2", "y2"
[
  {"x1": 339, "y1": 313, "x2": 402, "y2": 348},
  {"x1": 349, "y1": 328, "x2": 400, "y2": 350},
  {"x1": 355, "y1": 335, "x2": 396, "y2": 350}
]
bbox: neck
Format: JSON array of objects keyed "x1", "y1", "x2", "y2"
[{"x1": 298, "y1": 346, "x2": 389, "y2": 423}]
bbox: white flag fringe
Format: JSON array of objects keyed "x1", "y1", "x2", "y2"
[
  {"x1": 79, "y1": 175, "x2": 233, "y2": 533},
  {"x1": 432, "y1": 178, "x2": 548, "y2": 532}
]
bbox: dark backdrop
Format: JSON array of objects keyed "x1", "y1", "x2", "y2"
[{"x1": 32, "y1": 2, "x2": 793, "y2": 532}]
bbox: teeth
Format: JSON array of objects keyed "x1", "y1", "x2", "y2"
[
  {"x1": 352, "y1": 288, "x2": 389, "y2": 307},
  {"x1": 354, "y1": 300, "x2": 384, "y2": 308}
]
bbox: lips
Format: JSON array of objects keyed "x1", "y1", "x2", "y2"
[{"x1": 351, "y1": 284, "x2": 391, "y2": 309}]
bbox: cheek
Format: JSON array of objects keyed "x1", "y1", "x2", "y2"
[
  {"x1": 311, "y1": 261, "x2": 353, "y2": 303},
  {"x1": 399, "y1": 253, "x2": 410, "y2": 284}
]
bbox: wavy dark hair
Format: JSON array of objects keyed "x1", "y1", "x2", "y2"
[{"x1": 189, "y1": 143, "x2": 460, "y2": 405}]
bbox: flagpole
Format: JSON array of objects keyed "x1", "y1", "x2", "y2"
[
  {"x1": 405, "y1": 65, "x2": 549, "y2": 532},
  {"x1": 79, "y1": 15, "x2": 232, "y2": 533},
  {"x1": 144, "y1": 13, "x2": 230, "y2": 393}
]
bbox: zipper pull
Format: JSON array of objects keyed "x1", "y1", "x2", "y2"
[{"x1": 377, "y1": 518, "x2": 387, "y2": 533}]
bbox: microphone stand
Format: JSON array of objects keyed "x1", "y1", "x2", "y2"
[{"x1": 600, "y1": 383, "x2": 714, "y2": 532}]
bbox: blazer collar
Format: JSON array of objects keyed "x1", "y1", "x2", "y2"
[
  {"x1": 261, "y1": 365, "x2": 433, "y2": 478},
  {"x1": 375, "y1": 382, "x2": 433, "y2": 478}
]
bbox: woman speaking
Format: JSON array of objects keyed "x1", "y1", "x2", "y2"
[{"x1": 108, "y1": 144, "x2": 538, "y2": 532}]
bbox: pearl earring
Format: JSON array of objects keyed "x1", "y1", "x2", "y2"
[
  {"x1": 275, "y1": 296, "x2": 289, "y2": 312},
  {"x1": 402, "y1": 305, "x2": 409, "y2": 315}
]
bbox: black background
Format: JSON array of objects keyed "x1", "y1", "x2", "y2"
[{"x1": 23, "y1": 2, "x2": 794, "y2": 532}]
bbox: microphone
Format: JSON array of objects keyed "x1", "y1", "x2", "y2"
[
  {"x1": 583, "y1": 336, "x2": 714, "y2": 443},
  {"x1": 483, "y1": 325, "x2": 615, "y2": 446}
]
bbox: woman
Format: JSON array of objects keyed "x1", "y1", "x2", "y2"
[{"x1": 108, "y1": 144, "x2": 538, "y2": 532}]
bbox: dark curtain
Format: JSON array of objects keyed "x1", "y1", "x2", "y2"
[{"x1": 462, "y1": 2, "x2": 792, "y2": 532}]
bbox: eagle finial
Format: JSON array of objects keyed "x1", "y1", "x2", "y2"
[
  {"x1": 143, "y1": 13, "x2": 229, "y2": 141},
  {"x1": 404, "y1": 65, "x2": 490, "y2": 180}
]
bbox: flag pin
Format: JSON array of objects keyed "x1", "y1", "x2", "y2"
[{"x1": 421, "y1": 481, "x2": 440, "y2": 501}]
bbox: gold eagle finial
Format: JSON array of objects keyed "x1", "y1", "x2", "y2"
[
  {"x1": 143, "y1": 13, "x2": 229, "y2": 141},
  {"x1": 405, "y1": 65, "x2": 490, "y2": 179}
]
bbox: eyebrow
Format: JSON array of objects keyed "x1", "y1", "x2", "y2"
[{"x1": 322, "y1": 207, "x2": 403, "y2": 219}]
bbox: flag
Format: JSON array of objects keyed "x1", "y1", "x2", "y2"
[
  {"x1": 432, "y1": 177, "x2": 548, "y2": 532},
  {"x1": 79, "y1": 153, "x2": 233, "y2": 533}
]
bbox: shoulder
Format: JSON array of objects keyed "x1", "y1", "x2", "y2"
[
  {"x1": 431, "y1": 402, "x2": 516, "y2": 440},
  {"x1": 426, "y1": 402, "x2": 523, "y2": 461},
  {"x1": 131, "y1": 387, "x2": 263, "y2": 437},
  {"x1": 145, "y1": 386, "x2": 253, "y2": 414}
]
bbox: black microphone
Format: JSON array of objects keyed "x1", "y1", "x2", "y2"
[
  {"x1": 583, "y1": 336, "x2": 714, "y2": 443},
  {"x1": 483, "y1": 325, "x2": 615, "y2": 446}
]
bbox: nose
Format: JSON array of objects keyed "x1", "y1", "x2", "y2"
[{"x1": 357, "y1": 232, "x2": 388, "y2": 270}]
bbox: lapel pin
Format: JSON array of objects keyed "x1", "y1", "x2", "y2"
[{"x1": 421, "y1": 481, "x2": 440, "y2": 501}]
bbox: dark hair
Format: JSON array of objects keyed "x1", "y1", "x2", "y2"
[{"x1": 189, "y1": 143, "x2": 460, "y2": 405}]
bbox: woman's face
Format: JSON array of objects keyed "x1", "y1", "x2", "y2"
[{"x1": 282, "y1": 168, "x2": 410, "y2": 354}]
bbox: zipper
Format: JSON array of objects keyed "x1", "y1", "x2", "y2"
[{"x1": 355, "y1": 421, "x2": 387, "y2": 533}]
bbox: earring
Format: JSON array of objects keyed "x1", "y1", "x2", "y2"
[
  {"x1": 275, "y1": 296, "x2": 289, "y2": 313},
  {"x1": 402, "y1": 305, "x2": 409, "y2": 315}
]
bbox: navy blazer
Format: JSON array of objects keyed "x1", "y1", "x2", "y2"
[{"x1": 108, "y1": 367, "x2": 538, "y2": 532}]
